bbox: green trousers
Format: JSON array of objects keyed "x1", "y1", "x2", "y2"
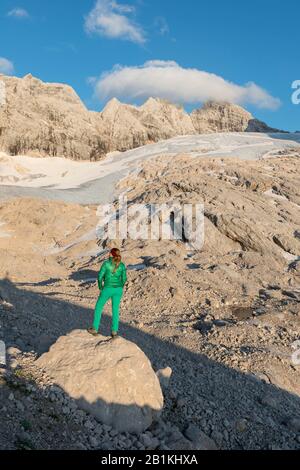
[{"x1": 93, "y1": 287, "x2": 123, "y2": 333}]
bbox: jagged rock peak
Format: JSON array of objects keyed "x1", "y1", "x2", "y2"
[{"x1": 0, "y1": 73, "x2": 284, "y2": 160}]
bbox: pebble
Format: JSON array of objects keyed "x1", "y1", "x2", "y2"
[
  {"x1": 103, "y1": 424, "x2": 112, "y2": 432},
  {"x1": 260, "y1": 395, "x2": 278, "y2": 409},
  {"x1": 166, "y1": 429, "x2": 183, "y2": 445},
  {"x1": 176, "y1": 397, "x2": 188, "y2": 407},
  {"x1": 223, "y1": 419, "x2": 230, "y2": 428},
  {"x1": 89, "y1": 436, "x2": 98, "y2": 448},
  {"x1": 102, "y1": 441, "x2": 113, "y2": 450},
  {"x1": 287, "y1": 418, "x2": 300, "y2": 433},
  {"x1": 76, "y1": 442, "x2": 87, "y2": 450},
  {"x1": 16, "y1": 400, "x2": 25, "y2": 412},
  {"x1": 7, "y1": 347, "x2": 22, "y2": 356},
  {"x1": 236, "y1": 419, "x2": 248, "y2": 433},
  {"x1": 84, "y1": 420, "x2": 94, "y2": 430},
  {"x1": 16, "y1": 431, "x2": 31, "y2": 443},
  {"x1": 140, "y1": 434, "x2": 153, "y2": 448},
  {"x1": 183, "y1": 424, "x2": 202, "y2": 442},
  {"x1": 156, "y1": 367, "x2": 172, "y2": 389}
]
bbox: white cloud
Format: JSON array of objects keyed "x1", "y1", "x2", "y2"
[
  {"x1": 154, "y1": 17, "x2": 170, "y2": 36},
  {"x1": 94, "y1": 61, "x2": 281, "y2": 110},
  {"x1": 7, "y1": 7, "x2": 30, "y2": 19},
  {"x1": 0, "y1": 57, "x2": 14, "y2": 75},
  {"x1": 85, "y1": 0, "x2": 146, "y2": 44}
]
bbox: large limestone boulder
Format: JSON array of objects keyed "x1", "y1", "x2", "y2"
[{"x1": 36, "y1": 330, "x2": 164, "y2": 433}]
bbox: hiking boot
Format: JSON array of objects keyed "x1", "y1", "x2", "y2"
[
  {"x1": 87, "y1": 327, "x2": 98, "y2": 336},
  {"x1": 111, "y1": 332, "x2": 119, "y2": 340}
]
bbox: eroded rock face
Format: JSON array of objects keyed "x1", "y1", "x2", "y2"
[
  {"x1": 191, "y1": 101, "x2": 282, "y2": 134},
  {"x1": 0, "y1": 74, "x2": 282, "y2": 160},
  {"x1": 100, "y1": 97, "x2": 196, "y2": 153},
  {"x1": 36, "y1": 330, "x2": 164, "y2": 433},
  {"x1": 191, "y1": 101, "x2": 252, "y2": 133},
  {"x1": 0, "y1": 74, "x2": 108, "y2": 160}
]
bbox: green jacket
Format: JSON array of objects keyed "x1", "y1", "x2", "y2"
[{"x1": 98, "y1": 258, "x2": 127, "y2": 289}]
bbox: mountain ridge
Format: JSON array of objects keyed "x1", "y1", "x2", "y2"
[{"x1": 0, "y1": 73, "x2": 285, "y2": 161}]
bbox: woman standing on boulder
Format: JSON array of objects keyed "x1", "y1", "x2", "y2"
[{"x1": 88, "y1": 248, "x2": 127, "y2": 339}]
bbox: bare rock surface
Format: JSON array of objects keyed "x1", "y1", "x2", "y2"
[
  {"x1": 191, "y1": 101, "x2": 282, "y2": 134},
  {"x1": 0, "y1": 74, "x2": 107, "y2": 160}
]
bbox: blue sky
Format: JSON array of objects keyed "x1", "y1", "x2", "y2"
[{"x1": 0, "y1": 0, "x2": 299, "y2": 130}]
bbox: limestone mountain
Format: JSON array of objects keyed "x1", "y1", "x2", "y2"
[
  {"x1": 0, "y1": 73, "x2": 283, "y2": 161},
  {"x1": 0, "y1": 73, "x2": 107, "y2": 161},
  {"x1": 191, "y1": 101, "x2": 282, "y2": 134}
]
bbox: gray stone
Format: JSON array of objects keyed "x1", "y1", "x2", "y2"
[
  {"x1": 156, "y1": 367, "x2": 172, "y2": 389},
  {"x1": 287, "y1": 418, "x2": 300, "y2": 433},
  {"x1": 36, "y1": 330, "x2": 164, "y2": 434},
  {"x1": 184, "y1": 424, "x2": 218, "y2": 450}
]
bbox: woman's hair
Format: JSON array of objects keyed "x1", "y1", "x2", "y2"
[{"x1": 110, "y1": 248, "x2": 121, "y2": 272}]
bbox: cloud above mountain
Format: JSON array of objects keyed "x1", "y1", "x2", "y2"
[
  {"x1": 7, "y1": 8, "x2": 30, "y2": 19},
  {"x1": 93, "y1": 60, "x2": 281, "y2": 110},
  {"x1": 0, "y1": 58, "x2": 14, "y2": 75},
  {"x1": 85, "y1": 0, "x2": 146, "y2": 44}
]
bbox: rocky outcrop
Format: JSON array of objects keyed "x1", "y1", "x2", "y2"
[
  {"x1": 191, "y1": 101, "x2": 282, "y2": 134},
  {"x1": 100, "y1": 97, "x2": 196, "y2": 152},
  {"x1": 0, "y1": 73, "x2": 108, "y2": 160},
  {"x1": 0, "y1": 73, "x2": 283, "y2": 161},
  {"x1": 36, "y1": 330, "x2": 164, "y2": 433},
  {"x1": 191, "y1": 101, "x2": 252, "y2": 133}
]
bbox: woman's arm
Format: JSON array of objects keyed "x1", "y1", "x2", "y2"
[
  {"x1": 97, "y1": 262, "x2": 107, "y2": 290},
  {"x1": 121, "y1": 264, "x2": 127, "y2": 287}
]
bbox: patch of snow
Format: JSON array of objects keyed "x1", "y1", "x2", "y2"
[
  {"x1": 0, "y1": 132, "x2": 299, "y2": 204},
  {"x1": 282, "y1": 251, "x2": 299, "y2": 262},
  {"x1": 264, "y1": 189, "x2": 289, "y2": 202},
  {"x1": 0, "y1": 221, "x2": 11, "y2": 238}
]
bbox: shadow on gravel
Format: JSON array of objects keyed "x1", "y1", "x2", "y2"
[
  {"x1": 1, "y1": 277, "x2": 300, "y2": 450},
  {"x1": 69, "y1": 269, "x2": 98, "y2": 282},
  {"x1": 16, "y1": 278, "x2": 61, "y2": 287}
]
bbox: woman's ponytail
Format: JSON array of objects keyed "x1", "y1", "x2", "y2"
[{"x1": 110, "y1": 248, "x2": 121, "y2": 273}]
